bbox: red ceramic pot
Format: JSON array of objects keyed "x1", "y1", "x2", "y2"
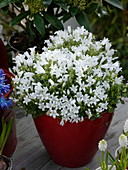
[
  {"x1": 0, "y1": 38, "x2": 9, "y2": 70},
  {"x1": 34, "y1": 111, "x2": 113, "y2": 168},
  {"x1": 0, "y1": 69, "x2": 17, "y2": 157},
  {"x1": 2, "y1": 107, "x2": 17, "y2": 157}
]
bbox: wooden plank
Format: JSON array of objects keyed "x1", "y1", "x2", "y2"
[
  {"x1": 40, "y1": 160, "x2": 62, "y2": 170},
  {"x1": 12, "y1": 111, "x2": 51, "y2": 169}
]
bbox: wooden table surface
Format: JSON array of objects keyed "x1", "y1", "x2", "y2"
[{"x1": 12, "y1": 100, "x2": 128, "y2": 170}]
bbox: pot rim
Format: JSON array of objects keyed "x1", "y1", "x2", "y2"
[
  {"x1": 1, "y1": 155, "x2": 12, "y2": 170},
  {"x1": 95, "y1": 165, "x2": 116, "y2": 170}
]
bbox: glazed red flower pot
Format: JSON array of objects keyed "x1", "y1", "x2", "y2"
[
  {"x1": 1, "y1": 107, "x2": 17, "y2": 157},
  {"x1": 34, "y1": 111, "x2": 113, "y2": 168},
  {"x1": 0, "y1": 69, "x2": 17, "y2": 157},
  {"x1": 0, "y1": 38, "x2": 9, "y2": 70}
]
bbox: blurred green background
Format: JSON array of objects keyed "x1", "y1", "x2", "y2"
[
  {"x1": 0, "y1": 0, "x2": 127, "y2": 81},
  {"x1": 90, "y1": 0, "x2": 128, "y2": 81}
]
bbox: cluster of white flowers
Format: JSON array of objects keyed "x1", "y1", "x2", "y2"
[{"x1": 12, "y1": 26, "x2": 124, "y2": 125}]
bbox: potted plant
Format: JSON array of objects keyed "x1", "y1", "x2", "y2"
[
  {"x1": 12, "y1": 26, "x2": 128, "y2": 167},
  {"x1": 96, "y1": 119, "x2": 128, "y2": 170},
  {"x1": 0, "y1": 117, "x2": 13, "y2": 170},
  {"x1": 0, "y1": 68, "x2": 17, "y2": 157},
  {"x1": 0, "y1": 68, "x2": 14, "y2": 170}
]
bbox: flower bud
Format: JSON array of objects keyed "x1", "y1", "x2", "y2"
[
  {"x1": 124, "y1": 119, "x2": 128, "y2": 135},
  {"x1": 119, "y1": 134, "x2": 128, "y2": 148},
  {"x1": 98, "y1": 139, "x2": 107, "y2": 152}
]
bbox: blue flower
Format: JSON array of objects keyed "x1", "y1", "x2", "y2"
[
  {"x1": 0, "y1": 69, "x2": 4, "y2": 77},
  {"x1": 0, "y1": 95, "x2": 12, "y2": 110},
  {"x1": 0, "y1": 84, "x2": 10, "y2": 95},
  {"x1": 0, "y1": 69, "x2": 5, "y2": 84},
  {"x1": 0, "y1": 69, "x2": 12, "y2": 110}
]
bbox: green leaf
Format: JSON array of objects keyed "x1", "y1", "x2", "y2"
[
  {"x1": 26, "y1": 21, "x2": 36, "y2": 41},
  {"x1": 69, "y1": 7, "x2": 79, "y2": 16},
  {"x1": 108, "y1": 107, "x2": 115, "y2": 113},
  {"x1": 1, "y1": 6, "x2": 9, "y2": 14},
  {"x1": 34, "y1": 14, "x2": 45, "y2": 37},
  {"x1": 85, "y1": 3, "x2": 98, "y2": 14},
  {"x1": 0, "y1": 0, "x2": 23, "y2": 8},
  {"x1": 62, "y1": 13, "x2": 72, "y2": 22},
  {"x1": 53, "y1": 0, "x2": 67, "y2": 11},
  {"x1": 75, "y1": 12, "x2": 90, "y2": 31},
  {"x1": 43, "y1": 0, "x2": 52, "y2": 7},
  {"x1": 104, "y1": 0, "x2": 123, "y2": 10},
  {"x1": 97, "y1": 5, "x2": 104, "y2": 17},
  {"x1": 9, "y1": 11, "x2": 29, "y2": 27},
  {"x1": 44, "y1": 12, "x2": 64, "y2": 30},
  {"x1": 0, "y1": 117, "x2": 13, "y2": 155},
  {"x1": 120, "y1": 100, "x2": 125, "y2": 104}
]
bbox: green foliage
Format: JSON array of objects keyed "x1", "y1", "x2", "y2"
[
  {"x1": 9, "y1": 11, "x2": 30, "y2": 27},
  {"x1": 34, "y1": 13, "x2": 45, "y2": 37},
  {"x1": 43, "y1": 11, "x2": 64, "y2": 30},
  {"x1": 0, "y1": 0, "x2": 23, "y2": 8},
  {"x1": 0, "y1": 0, "x2": 124, "y2": 52},
  {"x1": 0, "y1": 117, "x2": 13, "y2": 155},
  {"x1": 104, "y1": 0, "x2": 123, "y2": 10},
  {"x1": 89, "y1": 0, "x2": 128, "y2": 81},
  {"x1": 75, "y1": 12, "x2": 90, "y2": 31}
]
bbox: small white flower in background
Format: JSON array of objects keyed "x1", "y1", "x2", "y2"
[
  {"x1": 124, "y1": 119, "x2": 128, "y2": 135},
  {"x1": 98, "y1": 139, "x2": 107, "y2": 152},
  {"x1": 119, "y1": 134, "x2": 128, "y2": 148}
]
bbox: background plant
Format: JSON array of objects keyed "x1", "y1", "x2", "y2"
[
  {"x1": 89, "y1": 0, "x2": 128, "y2": 81},
  {"x1": 0, "y1": 0, "x2": 123, "y2": 53}
]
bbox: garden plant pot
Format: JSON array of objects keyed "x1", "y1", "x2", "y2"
[
  {"x1": 34, "y1": 111, "x2": 113, "y2": 168},
  {"x1": 95, "y1": 165, "x2": 116, "y2": 170},
  {"x1": 0, "y1": 39, "x2": 9, "y2": 70},
  {"x1": 1, "y1": 108, "x2": 17, "y2": 157},
  {"x1": 0, "y1": 155, "x2": 12, "y2": 170},
  {"x1": 0, "y1": 69, "x2": 17, "y2": 157}
]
